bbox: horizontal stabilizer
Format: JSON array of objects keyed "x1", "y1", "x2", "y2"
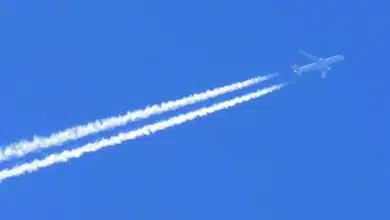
[{"x1": 291, "y1": 64, "x2": 301, "y2": 75}]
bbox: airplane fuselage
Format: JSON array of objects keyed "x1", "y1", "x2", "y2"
[{"x1": 295, "y1": 55, "x2": 344, "y2": 74}]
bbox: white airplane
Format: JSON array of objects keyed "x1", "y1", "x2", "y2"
[{"x1": 291, "y1": 49, "x2": 344, "y2": 78}]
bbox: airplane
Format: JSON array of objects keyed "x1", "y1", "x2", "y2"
[{"x1": 291, "y1": 49, "x2": 344, "y2": 78}]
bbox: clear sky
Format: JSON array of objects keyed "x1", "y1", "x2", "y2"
[{"x1": 1, "y1": 0, "x2": 389, "y2": 219}]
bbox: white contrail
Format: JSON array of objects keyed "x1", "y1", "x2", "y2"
[
  {"x1": 0, "y1": 73, "x2": 277, "y2": 163},
  {"x1": 0, "y1": 83, "x2": 286, "y2": 182}
]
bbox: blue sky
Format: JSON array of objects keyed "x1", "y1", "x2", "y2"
[{"x1": 1, "y1": 0, "x2": 389, "y2": 219}]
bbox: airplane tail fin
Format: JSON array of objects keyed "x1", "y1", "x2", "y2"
[{"x1": 291, "y1": 64, "x2": 300, "y2": 75}]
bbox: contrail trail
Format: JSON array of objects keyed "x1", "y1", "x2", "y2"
[
  {"x1": 0, "y1": 73, "x2": 277, "y2": 163},
  {"x1": 0, "y1": 83, "x2": 286, "y2": 182}
]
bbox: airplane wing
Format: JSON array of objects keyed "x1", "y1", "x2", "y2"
[
  {"x1": 321, "y1": 70, "x2": 327, "y2": 78},
  {"x1": 299, "y1": 49, "x2": 320, "y2": 61}
]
